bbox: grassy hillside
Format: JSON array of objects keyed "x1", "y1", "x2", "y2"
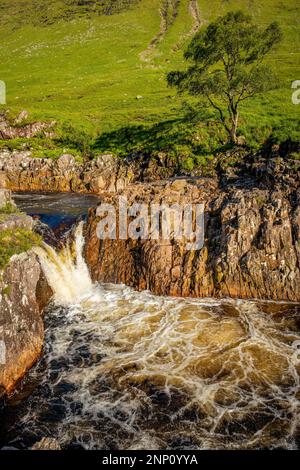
[
  {"x1": 0, "y1": 0, "x2": 299, "y2": 157},
  {"x1": 0, "y1": 1, "x2": 141, "y2": 27}
]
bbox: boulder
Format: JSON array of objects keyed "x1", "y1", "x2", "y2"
[
  {"x1": 0, "y1": 189, "x2": 13, "y2": 208},
  {"x1": 57, "y1": 153, "x2": 76, "y2": 169},
  {"x1": 0, "y1": 252, "x2": 52, "y2": 397},
  {"x1": 0, "y1": 214, "x2": 33, "y2": 232}
]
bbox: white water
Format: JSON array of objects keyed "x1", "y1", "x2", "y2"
[
  {"x1": 12, "y1": 223, "x2": 298, "y2": 450},
  {"x1": 34, "y1": 222, "x2": 93, "y2": 305}
]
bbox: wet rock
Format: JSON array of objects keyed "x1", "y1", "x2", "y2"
[
  {"x1": 33, "y1": 219, "x2": 59, "y2": 247},
  {"x1": 31, "y1": 437, "x2": 61, "y2": 451}
]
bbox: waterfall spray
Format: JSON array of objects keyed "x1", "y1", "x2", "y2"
[{"x1": 34, "y1": 221, "x2": 93, "y2": 305}]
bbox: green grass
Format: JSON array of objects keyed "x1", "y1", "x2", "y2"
[
  {"x1": 0, "y1": 0, "x2": 299, "y2": 155},
  {"x1": 0, "y1": 202, "x2": 21, "y2": 215},
  {"x1": 0, "y1": 229, "x2": 42, "y2": 270},
  {"x1": 0, "y1": 204, "x2": 41, "y2": 271},
  {"x1": 0, "y1": 203, "x2": 26, "y2": 226},
  {"x1": 0, "y1": 1, "x2": 142, "y2": 27}
]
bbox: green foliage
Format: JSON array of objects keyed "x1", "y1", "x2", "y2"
[
  {"x1": 0, "y1": 202, "x2": 21, "y2": 215},
  {"x1": 268, "y1": 120, "x2": 300, "y2": 145},
  {"x1": 93, "y1": 117, "x2": 224, "y2": 168},
  {"x1": 0, "y1": 126, "x2": 91, "y2": 160},
  {"x1": 54, "y1": 124, "x2": 93, "y2": 159},
  {"x1": 0, "y1": 0, "x2": 299, "y2": 158},
  {"x1": 0, "y1": 229, "x2": 42, "y2": 270},
  {"x1": 168, "y1": 11, "x2": 283, "y2": 143}
]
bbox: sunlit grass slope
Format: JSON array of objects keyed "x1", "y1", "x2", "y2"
[{"x1": 0, "y1": 0, "x2": 299, "y2": 141}]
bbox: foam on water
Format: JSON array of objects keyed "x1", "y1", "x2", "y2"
[
  {"x1": 34, "y1": 222, "x2": 93, "y2": 305},
  {"x1": 2, "y1": 224, "x2": 299, "y2": 450}
]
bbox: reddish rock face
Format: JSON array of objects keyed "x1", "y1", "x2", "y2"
[
  {"x1": 0, "y1": 151, "x2": 131, "y2": 194},
  {"x1": 0, "y1": 252, "x2": 52, "y2": 397},
  {"x1": 85, "y1": 178, "x2": 300, "y2": 302}
]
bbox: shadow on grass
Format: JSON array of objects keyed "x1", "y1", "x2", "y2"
[
  {"x1": 92, "y1": 118, "x2": 222, "y2": 174},
  {"x1": 93, "y1": 119, "x2": 187, "y2": 156}
]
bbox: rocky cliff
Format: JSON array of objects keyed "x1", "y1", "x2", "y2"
[
  {"x1": 0, "y1": 151, "x2": 131, "y2": 194},
  {"x1": 1, "y1": 145, "x2": 299, "y2": 303},
  {"x1": 0, "y1": 189, "x2": 52, "y2": 398},
  {"x1": 85, "y1": 153, "x2": 300, "y2": 302},
  {"x1": 0, "y1": 252, "x2": 52, "y2": 397}
]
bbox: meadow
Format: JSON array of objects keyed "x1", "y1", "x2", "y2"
[{"x1": 0, "y1": 0, "x2": 299, "y2": 162}]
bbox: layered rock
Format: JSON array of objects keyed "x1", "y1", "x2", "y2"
[
  {"x1": 0, "y1": 111, "x2": 55, "y2": 140},
  {"x1": 0, "y1": 252, "x2": 52, "y2": 397},
  {"x1": 85, "y1": 166, "x2": 300, "y2": 302},
  {"x1": 0, "y1": 189, "x2": 52, "y2": 397},
  {"x1": 0, "y1": 151, "x2": 131, "y2": 194}
]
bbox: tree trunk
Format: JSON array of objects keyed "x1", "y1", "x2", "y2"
[{"x1": 230, "y1": 111, "x2": 239, "y2": 144}]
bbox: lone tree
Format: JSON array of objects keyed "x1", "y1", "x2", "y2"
[{"x1": 167, "y1": 11, "x2": 282, "y2": 144}]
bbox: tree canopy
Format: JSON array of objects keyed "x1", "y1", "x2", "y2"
[{"x1": 167, "y1": 11, "x2": 282, "y2": 143}]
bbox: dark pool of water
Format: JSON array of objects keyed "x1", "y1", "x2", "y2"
[{"x1": 13, "y1": 192, "x2": 100, "y2": 229}]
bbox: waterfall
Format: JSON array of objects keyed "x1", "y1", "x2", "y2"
[
  {"x1": 5, "y1": 217, "x2": 300, "y2": 450},
  {"x1": 34, "y1": 221, "x2": 93, "y2": 305}
]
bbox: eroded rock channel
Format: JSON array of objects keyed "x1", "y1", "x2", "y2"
[{"x1": 0, "y1": 162, "x2": 299, "y2": 449}]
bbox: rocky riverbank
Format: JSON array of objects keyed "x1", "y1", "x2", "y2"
[
  {"x1": 85, "y1": 152, "x2": 300, "y2": 302},
  {"x1": 0, "y1": 148, "x2": 187, "y2": 194},
  {"x1": 0, "y1": 252, "x2": 52, "y2": 397},
  {"x1": 0, "y1": 151, "x2": 131, "y2": 194},
  {"x1": 0, "y1": 189, "x2": 52, "y2": 398},
  {"x1": 0, "y1": 144, "x2": 299, "y2": 307}
]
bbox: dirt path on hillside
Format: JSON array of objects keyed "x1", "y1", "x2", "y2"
[
  {"x1": 189, "y1": 0, "x2": 202, "y2": 32},
  {"x1": 139, "y1": 0, "x2": 179, "y2": 62},
  {"x1": 173, "y1": 0, "x2": 202, "y2": 51}
]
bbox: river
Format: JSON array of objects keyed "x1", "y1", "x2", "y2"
[{"x1": 0, "y1": 193, "x2": 299, "y2": 450}]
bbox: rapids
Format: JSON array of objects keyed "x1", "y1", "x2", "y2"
[{"x1": 1, "y1": 201, "x2": 300, "y2": 450}]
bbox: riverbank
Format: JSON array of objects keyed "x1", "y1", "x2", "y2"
[
  {"x1": 0, "y1": 141, "x2": 299, "y2": 400},
  {"x1": 0, "y1": 189, "x2": 52, "y2": 397},
  {"x1": 0, "y1": 188, "x2": 299, "y2": 450},
  {"x1": 1, "y1": 143, "x2": 299, "y2": 302}
]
